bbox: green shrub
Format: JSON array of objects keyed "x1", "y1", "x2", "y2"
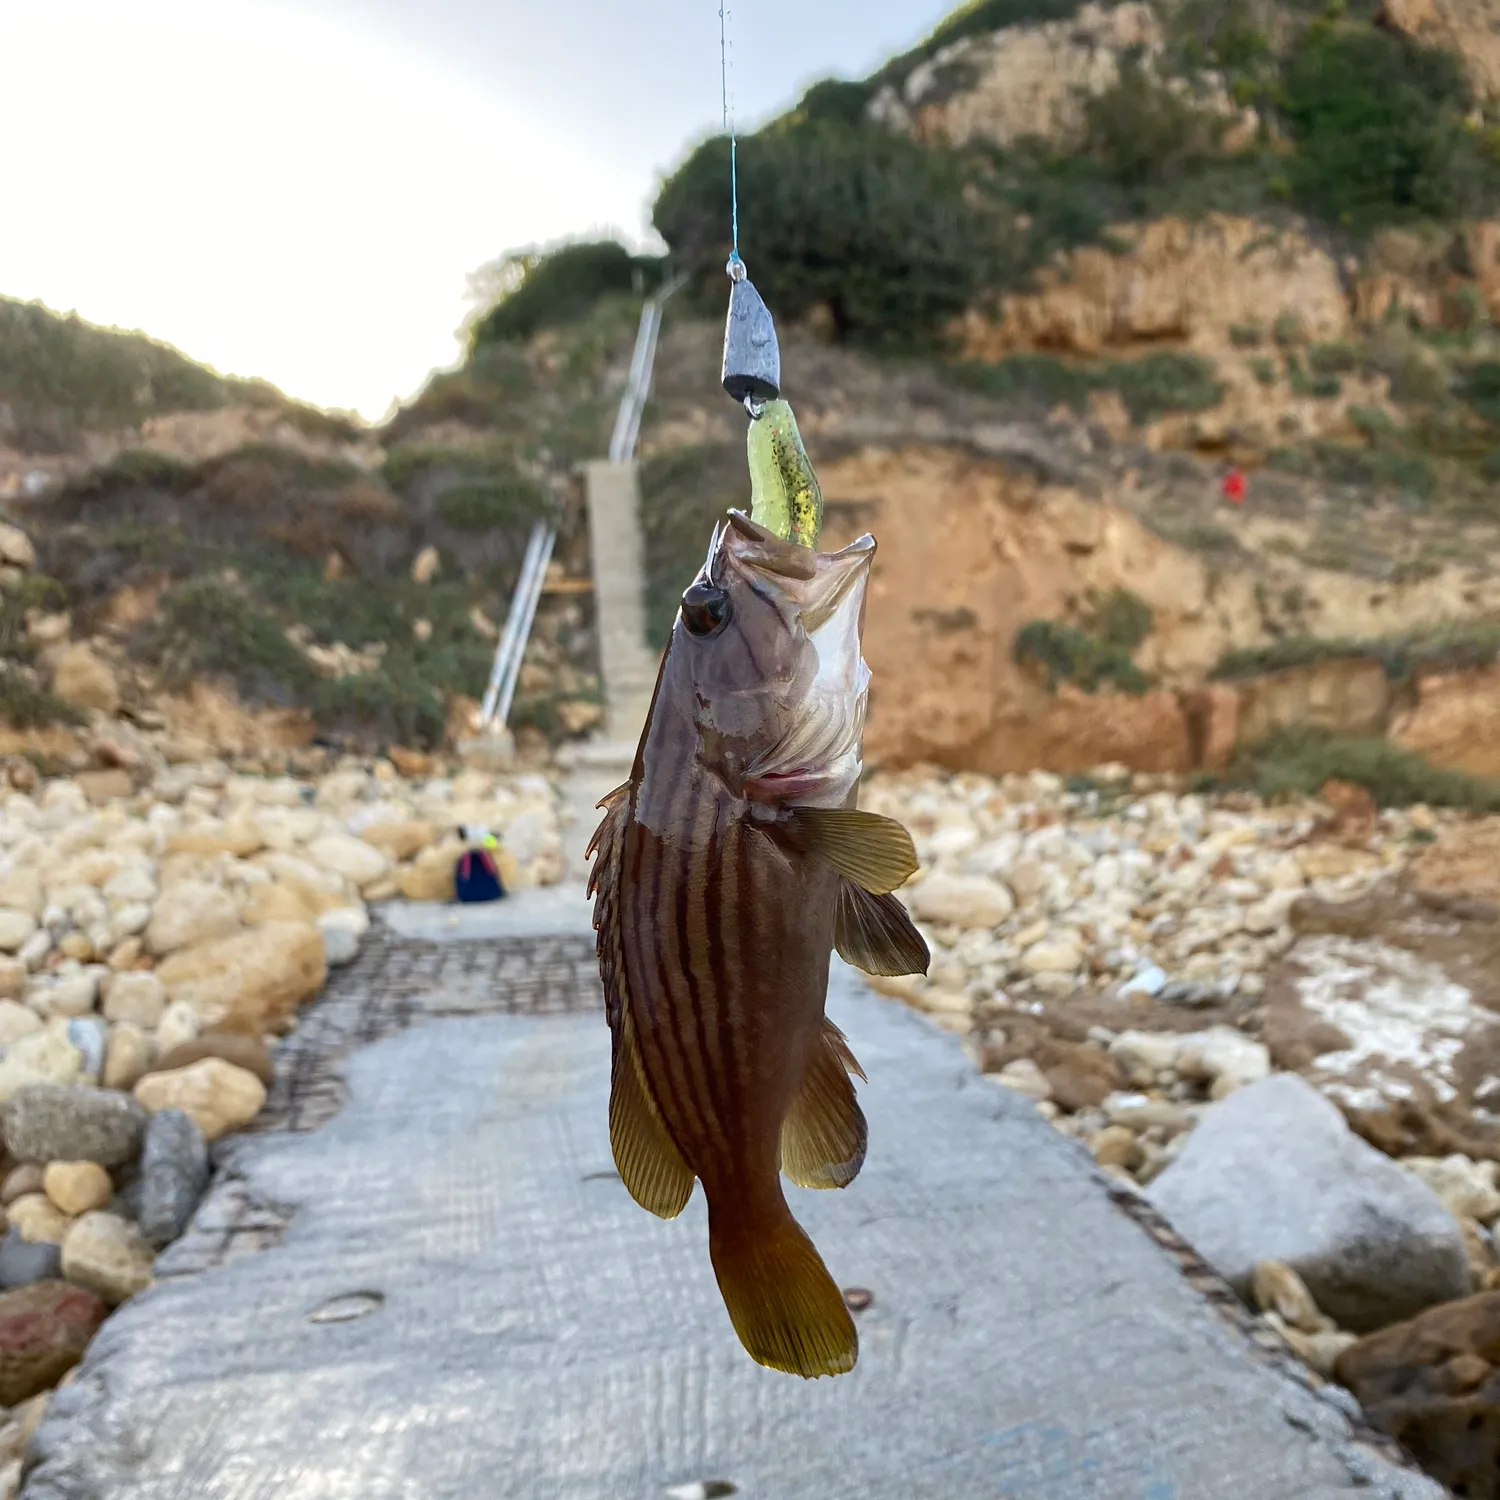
[
  {"x1": 1013, "y1": 619, "x2": 1150, "y2": 694},
  {"x1": 1309, "y1": 342, "x2": 1359, "y2": 374},
  {"x1": 1249, "y1": 356, "x2": 1278, "y2": 385},
  {"x1": 1230, "y1": 324, "x2": 1263, "y2": 348},
  {"x1": 469, "y1": 241, "x2": 664, "y2": 348},
  {"x1": 1273, "y1": 312, "x2": 1305, "y2": 347},
  {"x1": 1083, "y1": 61, "x2": 1225, "y2": 187},
  {"x1": 1226, "y1": 728, "x2": 1500, "y2": 810},
  {"x1": 653, "y1": 121, "x2": 1005, "y2": 349},
  {"x1": 0, "y1": 666, "x2": 84, "y2": 731},
  {"x1": 947, "y1": 350, "x2": 1222, "y2": 420},
  {"x1": 1280, "y1": 27, "x2": 1497, "y2": 230},
  {"x1": 796, "y1": 78, "x2": 877, "y2": 126},
  {"x1": 1086, "y1": 588, "x2": 1155, "y2": 651},
  {"x1": 1108, "y1": 352, "x2": 1225, "y2": 421},
  {"x1": 1212, "y1": 621, "x2": 1500, "y2": 682}
]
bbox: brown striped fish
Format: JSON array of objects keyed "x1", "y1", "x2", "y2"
[{"x1": 587, "y1": 508, "x2": 929, "y2": 1379}]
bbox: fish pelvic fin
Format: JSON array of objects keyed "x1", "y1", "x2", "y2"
[
  {"x1": 610, "y1": 1012, "x2": 695, "y2": 1219},
  {"x1": 783, "y1": 807, "x2": 917, "y2": 895},
  {"x1": 781, "y1": 1019, "x2": 868, "y2": 1190},
  {"x1": 707, "y1": 1189, "x2": 857, "y2": 1379},
  {"x1": 834, "y1": 880, "x2": 931, "y2": 977}
]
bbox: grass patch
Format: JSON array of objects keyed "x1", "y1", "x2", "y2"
[
  {"x1": 947, "y1": 350, "x2": 1223, "y2": 420},
  {"x1": 1212, "y1": 621, "x2": 1500, "y2": 682},
  {"x1": 468, "y1": 240, "x2": 664, "y2": 348},
  {"x1": 1215, "y1": 727, "x2": 1500, "y2": 810},
  {"x1": 1013, "y1": 619, "x2": 1151, "y2": 695}
]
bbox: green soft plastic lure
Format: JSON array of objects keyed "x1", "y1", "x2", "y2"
[{"x1": 747, "y1": 399, "x2": 822, "y2": 550}]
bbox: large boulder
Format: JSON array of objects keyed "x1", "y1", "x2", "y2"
[
  {"x1": 154, "y1": 921, "x2": 326, "y2": 1035},
  {"x1": 4, "y1": 1083, "x2": 147, "y2": 1167},
  {"x1": 1147, "y1": 1072, "x2": 1470, "y2": 1332},
  {"x1": 1336, "y1": 1292, "x2": 1500, "y2": 1499}
]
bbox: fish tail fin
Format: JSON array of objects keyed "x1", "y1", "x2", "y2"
[{"x1": 706, "y1": 1188, "x2": 858, "y2": 1379}]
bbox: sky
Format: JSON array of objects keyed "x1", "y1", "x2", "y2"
[{"x1": 0, "y1": 0, "x2": 945, "y2": 422}]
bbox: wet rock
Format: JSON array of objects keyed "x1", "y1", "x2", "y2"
[
  {"x1": 1336, "y1": 1291, "x2": 1500, "y2": 1498},
  {"x1": 908, "y1": 873, "x2": 1014, "y2": 929},
  {"x1": 1148, "y1": 1073, "x2": 1470, "y2": 1331},
  {"x1": 4, "y1": 1083, "x2": 147, "y2": 1166},
  {"x1": 134, "y1": 1058, "x2": 266, "y2": 1141},
  {"x1": 136, "y1": 1109, "x2": 209, "y2": 1249},
  {"x1": 0, "y1": 1281, "x2": 106, "y2": 1403},
  {"x1": 60, "y1": 1211, "x2": 154, "y2": 1305}
]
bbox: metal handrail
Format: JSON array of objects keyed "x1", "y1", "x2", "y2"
[{"x1": 477, "y1": 270, "x2": 685, "y2": 735}]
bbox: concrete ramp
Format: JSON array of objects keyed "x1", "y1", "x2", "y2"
[{"x1": 19, "y1": 918, "x2": 1439, "y2": 1499}]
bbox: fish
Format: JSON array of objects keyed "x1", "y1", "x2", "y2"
[{"x1": 587, "y1": 507, "x2": 929, "y2": 1379}]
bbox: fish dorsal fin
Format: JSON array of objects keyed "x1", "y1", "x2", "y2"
[
  {"x1": 784, "y1": 807, "x2": 918, "y2": 895},
  {"x1": 834, "y1": 880, "x2": 931, "y2": 977},
  {"x1": 587, "y1": 783, "x2": 631, "y2": 1035},
  {"x1": 611, "y1": 1012, "x2": 695, "y2": 1219},
  {"x1": 780, "y1": 1019, "x2": 868, "y2": 1191},
  {"x1": 589, "y1": 783, "x2": 696, "y2": 1219}
]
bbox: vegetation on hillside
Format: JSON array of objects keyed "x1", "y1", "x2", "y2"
[
  {"x1": 19, "y1": 444, "x2": 596, "y2": 748},
  {"x1": 0, "y1": 296, "x2": 355, "y2": 455}
]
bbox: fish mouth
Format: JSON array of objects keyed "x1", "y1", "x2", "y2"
[{"x1": 716, "y1": 509, "x2": 875, "y2": 632}]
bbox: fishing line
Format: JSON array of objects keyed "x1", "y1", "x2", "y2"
[{"x1": 719, "y1": 0, "x2": 741, "y2": 274}]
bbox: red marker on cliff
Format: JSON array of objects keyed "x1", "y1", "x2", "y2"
[{"x1": 1221, "y1": 466, "x2": 1247, "y2": 506}]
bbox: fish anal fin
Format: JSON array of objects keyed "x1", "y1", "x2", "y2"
[
  {"x1": 780, "y1": 1019, "x2": 868, "y2": 1190},
  {"x1": 834, "y1": 880, "x2": 931, "y2": 977},
  {"x1": 784, "y1": 807, "x2": 917, "y2": 894},
  {"x1": 610, "y1": 1015, "x2": 695, "y2": 1219},
  {"x1": 707, "y1": 1192, "x2": 857, "y2": 1378}
]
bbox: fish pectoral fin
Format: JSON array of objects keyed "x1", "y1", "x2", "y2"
[
  {"x1": 781, "y1": 1019, "x2": 868, "y2": 1190},
  {"x1": 834, "y1": 879, "x2": 931, "y2": 978},
  {"x1": 783, "y1": 807, "x2": 918, "y2": 895},
  {"x1": 610, "y1": 1014, "x2": 695, "y2": 1219}
]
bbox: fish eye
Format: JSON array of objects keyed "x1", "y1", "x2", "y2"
[{"x1": 680, "y1": 580, "x2": 731, "y2": 637}]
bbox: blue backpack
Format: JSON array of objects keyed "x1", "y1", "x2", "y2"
[{"x1": 455, "y1": 846, "x2": 505, "y2": 903}]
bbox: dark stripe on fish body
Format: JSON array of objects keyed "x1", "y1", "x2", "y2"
[
  {"x1": 631, "y1": 739, "x2": 710, "y2": 1149},
  {"x1": 673, "y1": 787, "x2": 729, "y2": 1153},
  {"x1": 711, "y1": 814, "x2": 745, "y2": 1152}
]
